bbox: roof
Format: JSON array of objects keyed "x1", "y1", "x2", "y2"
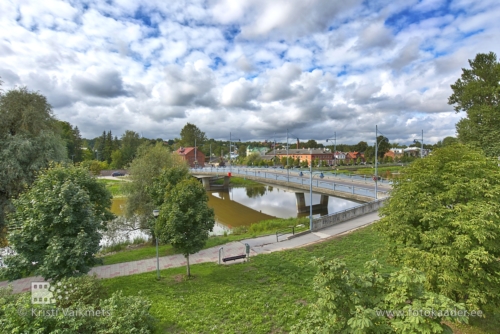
[
  {"x1": 175, "y1": 147, "x2": 202, "y2": 155},
  {"x1": 275, "y1": 148, "x2": 332, "y2": 155}
]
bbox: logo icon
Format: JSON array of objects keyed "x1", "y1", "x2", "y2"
[{"x1": 31, "y1": 282, "x2": 54, "y2": 304}]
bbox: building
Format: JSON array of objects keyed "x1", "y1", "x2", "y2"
[
  {"x1": 345, "y1": 151, "x2": 365, "y2": 164},
  {"x1": 274, "y1": 148, "x2": 335, "y2": 166},
  {"x1": 246, "y1": 146, "x2": 271, "y2": 156},
  {"x1": 384, "y1": 148, "x2": 404, "y2": 160},
  {"x1": 174, "y1": 147, "x2": 206, "y2": 167}
]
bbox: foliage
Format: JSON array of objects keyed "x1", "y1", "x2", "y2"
[
  {"x1": 119, "y1": 130, "x2": 141, "y2": 167},
  {"x1": 4, "y1": 164, "x2": 114, "y2": 281},
  {"x1": 122, "y1": 142, "x2": 182, "y2": 233},
  {"x1": 0, "y1": 86, "x2": 67, "y2": 241},
  {"x1": 378, "y1": 144, "x2": 500, "y2": 310},
  {"x1": 80, "y1": 159, "x2": 109, "y2": 175},
  {"x1": 449, "y1": 52, "x2": 500, "y2": 156},
  {"x1": 291, "y1": 258, "x2": 467, "y2": 333},
  {"x1": 179, "y1": 122, "x2": 207, "y2": 148},
  {"x1": 150, "y1": 167, "x2": 215, "y2": 276},
  {"x1": 245, "y1": 152, "x2": 262, "y2": 166},
  {"x1": 56, "y1": 120, "x2": 83, "y2": 163},
  {"x1": 0, "y1": 275, "x2": 155, "y2": 333}
]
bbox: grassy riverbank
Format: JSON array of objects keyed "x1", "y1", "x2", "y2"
[
  {"x1": 212, "y1": 176, "x2": 262, "y2": 186},
  {"x1": 102, "y1": 224, "x2": 499, "y2": 333},
  {"x1": 98, "y1": 216, "x2": 309, "y2": 266},
  {"x1": 98, "y1": 178, "x2": 126, "y2": 197}
]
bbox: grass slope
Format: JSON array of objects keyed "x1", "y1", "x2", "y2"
[
  {"x1": 102, "y1": 224, "x2": 498, "y2": 333},
  {"x1": 103, "y1": 225, "x2": 393, "y2": 333}
]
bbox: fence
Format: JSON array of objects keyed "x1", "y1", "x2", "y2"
[
  {"x1": 311, "y1": 198, "x2": 388, "y2": 231},
  {"x1": 190, "y1": 167, "x2": 391, "y2": 199}
]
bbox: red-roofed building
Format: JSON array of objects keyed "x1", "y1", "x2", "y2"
[{"x1": 174, "y1": 147, "x2": 205, "y2": 167}]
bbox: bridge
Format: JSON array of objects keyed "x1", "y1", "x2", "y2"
[{"x1": 191, "y1": 167, "x2": 391, "y2": 203}]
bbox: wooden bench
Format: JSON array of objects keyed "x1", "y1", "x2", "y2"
[{"x1": 222, "y1": 254, "x2": 247, "y2": 262}]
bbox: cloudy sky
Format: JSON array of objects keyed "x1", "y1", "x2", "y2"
[{"x1": 1, "y1": 0, "x2": 499, "y2": 145}]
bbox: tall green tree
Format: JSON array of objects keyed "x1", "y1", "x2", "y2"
[
  {"x1": 377, "y1": 144, "x2": 500, "y2": 310},
  {"x1": 449, "y1": 52, "x2": 500, "y2": 156},
  {"x1": 0, "y1": 87, "x2": 66, "y2": 241},
  {"x1": 122, "y1": 142, "x2": 182, "y2": 235},
  {"x1": 179, "y1": 123, "x2": 207, "y2": 148},
  {"x1": 57, "y1": 121, "x2": 83, "y2": 163},
  {"x1": 149, "y1": 167, "x2": 215, "y2": 277},
  {"x1": 120, "y1": 130, "x2": 141, "y2": 166},
  {"x1": 4, "y1": 164, "x2": 114, "y2": 281}
]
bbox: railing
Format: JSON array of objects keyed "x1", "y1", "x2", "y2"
[
  {"x1": 190, "y1": 167, "x2": 391, "y2": 198},
  {"x1": 276, "y1": 226, "x2": 295, "y2": 242}
]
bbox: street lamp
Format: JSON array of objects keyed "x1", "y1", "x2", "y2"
[
  {"x1": 229, "y1": 132, "x2": 240, "y2": 174},
  {"x1": 326, "y1": 132, "x2": 337, "y2": 167},
  {"x1": 375, "y1": 125, "x2": 389, "y2": 200},
  {"x1": 299, "y1": 164, "x2": 324, "y2": 231},
  {"x1": 152, "y1": 209, "x2": 160, "y2": 280},
  {"x1": 413, "y1": 130, "x2": 424, "y2": 158}
]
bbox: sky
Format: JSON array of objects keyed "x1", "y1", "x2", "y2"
[{"x1": 1, "y1": 0, "x2": 499, "y2": 146}]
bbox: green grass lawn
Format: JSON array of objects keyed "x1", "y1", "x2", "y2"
[
  {"x1": 103, "y1": 225, "x2": 390, "y2": 333},
  {"x1": 98, "y1": 178, "x2": 126, "y2": 197},
  {"x1": 102, "y1": 224, "x2": 499, "y2": 333}
]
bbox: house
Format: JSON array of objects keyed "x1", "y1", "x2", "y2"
[
  {"x1": 174, "y1": 147, "x2": 206, "y2": 167},
  {"x1": 384, "y1": 148, "x2": 404, "y2": 160},
  {"x1": 345, "y1": 152, "x2": 365, "y2": 164},
  {"x1": 274, "y1": 148, "x2": 335, "y2": 166},
  {"x1": 246, "y1": 146, "x2": 271, "y2": 156}
]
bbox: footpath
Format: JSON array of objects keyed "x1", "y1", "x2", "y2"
[{"x1": 0, "y1": 211, "x2": 380, "y2": 294}]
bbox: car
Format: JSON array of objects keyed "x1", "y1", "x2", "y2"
[{"x1": 112, "y1": 172, "x2": 125, "y2": 177}]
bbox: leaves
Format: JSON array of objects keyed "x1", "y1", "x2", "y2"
[
  {"x1": 377, "y1": 144, "x2": 500, "y2": 309},
  {"x1": 3, "y1": 164, "x2": 114, "y2": 281},
  {"x1": 150, "y1": 167, "x2": 215, "y2": 276},
  {"x1": 449, "y1": 52, "x2": 500, "y2": 156}
]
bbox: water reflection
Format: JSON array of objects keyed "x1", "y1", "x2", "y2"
[{"x1": 110, "y1": 184, "x2": 361, "y2": 236}]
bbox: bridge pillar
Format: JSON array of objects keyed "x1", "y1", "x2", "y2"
[
  {"x1": 320, "y1": 195, "x2": 329, "y2": 206},
  {"x1": 296, "y1": 193, "x2": 330, "y2": 214},
  {"x1": 223, "y1": 176, "x2": 230, "y2": 188},
  {"x1": 202, "y1": 177, "x2": 211, "y2": 190},
  {"x1": 295, "y1": 193, "x2": 307, "y2": 213}
]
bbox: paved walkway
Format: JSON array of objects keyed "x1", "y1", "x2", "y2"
[{"x1": 0, "y1": 211, "x2": 380, "y2": 293}]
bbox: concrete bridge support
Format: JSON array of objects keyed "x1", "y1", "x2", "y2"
[
  {"x1": 202, "y1": 177, "x2": 211, "y2": 190},
  {"x1": 295, "y1": 193, "x2": 329, "y2": 214}
]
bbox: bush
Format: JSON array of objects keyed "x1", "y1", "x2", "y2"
[{"x1": 0, "y1": 276, "x2": 156, "y2": 333}]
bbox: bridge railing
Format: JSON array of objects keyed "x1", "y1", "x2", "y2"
[{"x1": 190, "y1": 167, "x2": 390, "y2": 199}]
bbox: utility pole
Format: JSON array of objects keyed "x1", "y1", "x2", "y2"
[{"x1": 421, "y1": 130, "x2": 424, "y2": 158}]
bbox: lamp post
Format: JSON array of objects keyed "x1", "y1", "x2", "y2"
[
  {"x1": 229, "y1": 132, "x2": 240, "y2": 174},
  {"x1": 299, "y1": 164, "x2": 324, "y2": 231},
  {"x1": 414, "y1": 130, "x2": 424, "y2": 158},
  {"x1": 194, "y1": 138, "x2": 197, "y2": 168},
  {"x1": 374, "y1": 125, "x2": 388, "y2": 199},
  {"x1": 326, "y1": 132, "x2": 337, "y2": 167},
  {"x1": 152, "y1": 209, "x2": 160, "y2": 280}
]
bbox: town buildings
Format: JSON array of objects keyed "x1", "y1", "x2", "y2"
[{"x1": 174, "y1": 147, "x2": 206, "y2": 167}]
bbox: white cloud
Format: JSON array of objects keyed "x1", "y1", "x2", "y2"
[{"x1": 0, "y1": 0, "x2": 498, "y2": 145}]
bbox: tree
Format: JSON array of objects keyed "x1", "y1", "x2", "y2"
[
  {"x1": 149, "y1": 167, "x2": 215, "y2": 277},
  {"x1": 122, "y1": 142, "x2": 182, "y2": 236},
  {"x1": 3, "y1": 164, "x2": 114, "y2": 281},
  {"x1": 120, "y1": 130, "x2": 141, "y2": 166},
  {"x1": 245, "y1": 152, "x2": 262, "y2": 166},
  {"x1": 57, "y1": 121, "x2": 83, "y2": 163},
  {"x1": 377, "y1": 144, "x2": 500, "y2": 310},
  {"x1": 291, "y1": 258, "x2": 467, "y2": 333},
  {"x1": 354, "y1": 140, "x2": 368, "y2": 152},
  {"x1": 449, "y1": 52, "x2": 500, "y2": 156},
  {"x1": 179, "y1": 123, "x2": 207, "y2": 148},
  {"x1": 0, "y1": 87, "x2": 66, "y2": 242}
]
